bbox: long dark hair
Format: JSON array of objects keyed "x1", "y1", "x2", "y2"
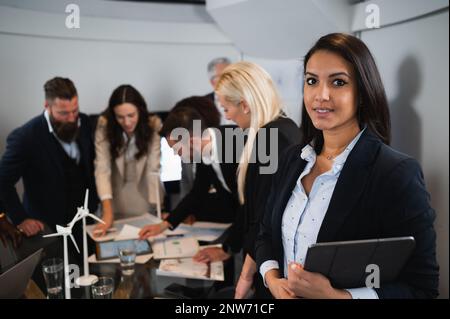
[
  {"x1": 301, "y1": 33, "x2": 391, "y2": 152},
  {"x1": 103, "y1": 85, "x2": 153, "y2": 160}
]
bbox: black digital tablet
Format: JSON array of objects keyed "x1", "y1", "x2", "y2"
[
  {"x1": 304, "y1": 236, "x2": 415, "y2": 289},
  {"x1": 95, "y1": 239, "x2": 153, "y2": 261}
]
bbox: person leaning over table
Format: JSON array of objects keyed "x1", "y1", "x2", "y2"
[
  {"x1": 93, "y1": 84, "x2": 164, "y2": 237},
  {"x1": 193, "y1": 61, "x2": 302, "y2": 299},
  {"x1": 255, "y1": 33, "x2": 439, "y2": 299},
  {"x1": 138, "y1": 96, "x2": 241, "y2": 239}
]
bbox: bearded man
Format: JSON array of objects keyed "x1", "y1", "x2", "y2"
[{"x1": 0, "y1": 77, "x2": 98, "y2": 247}]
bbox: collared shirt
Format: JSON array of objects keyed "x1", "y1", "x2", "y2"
[
  {"x1": 44, "y1": 110, "x2": 80, "y2": 164},
  {"x1": 98, "y1": 132, "x2": 139, "y2": 202},
  {"x1": 202, "y1": 128, "x2": 231, "y2": 193},
  {"x1": 122, "y1": 132, "x2": 138, "y2": 161},
  {"x1": 260, "y1": 128, "x2": 378, "y2": 299}
]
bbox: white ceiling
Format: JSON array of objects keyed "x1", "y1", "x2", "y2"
[{"x1": 0, "y1": 0, "x2": 215, "y2": 23}]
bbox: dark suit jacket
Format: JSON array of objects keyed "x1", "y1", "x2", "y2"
[
  {"x1": 256, "y1": 129, "x2": 439, "y2": 299},
  {"x1": 0, "y1": 113, "x2": 98, "y2": 228},
  {"x1": 225, "y1": 117, "x2": 301, "y2": 258},
  {"x1": 204, "y1": 92, "x2": 215, "y2": 103},
  {"x1": 166, "y1": 125, "x2": 241, "y2": 228}
]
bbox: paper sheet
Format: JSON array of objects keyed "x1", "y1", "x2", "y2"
[
  {"x1": 151, "y1": 236, "x2": 200, "y2": 259},
  {"x1": 156, "y1": 258, "x2": 224, "y2": 281},
  {"x1": 87, "y1": 214, "x2": 192, "y2": 242},
  {"x1": 114, "y1": 224, "x2": 141, "y2": 241},
  {"x1": 87, "y1": 214, "x2": 160, "y2": 242}
]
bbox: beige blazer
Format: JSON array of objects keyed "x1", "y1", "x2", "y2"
[{"x1": 94, "y1": 115, "x2": 164, "y2": 208}]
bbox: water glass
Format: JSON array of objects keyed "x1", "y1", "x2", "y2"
[
  {"x1": 118, "y1": 248, "x2": 136, "y2": 275},
  {"x1": 41, "y1": 257, "x2": 64, "y2": 299},
  {"x1": 91, "y1": 277, "x2": 114, "y2": 299}
]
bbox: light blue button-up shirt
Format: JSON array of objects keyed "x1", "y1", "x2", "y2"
[
  {"x1": 260, "y1": 128, "x2": 378, "y2": 299},
  {"x1": 44, "y1": 110, "x2": 80, "y2": 164}
]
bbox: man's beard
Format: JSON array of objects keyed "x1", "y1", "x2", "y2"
[{"x1": 50, "y1": 115, "x2": 79, "y2": 143}]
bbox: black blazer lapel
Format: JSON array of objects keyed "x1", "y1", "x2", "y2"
[
  {"x1": 317, "y1": 130, "x2": 381, "y2": 242},
  {"x1": 272, "y1": 153, "x2": 307, "y2": 259}
]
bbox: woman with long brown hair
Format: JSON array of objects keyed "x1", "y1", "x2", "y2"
[{"x1": 93, "y1": 85, "x2": 163, "y2": 236}]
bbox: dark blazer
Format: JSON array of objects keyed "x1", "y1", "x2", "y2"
[
  {"x1": 166, "y1": 125, "x2": 241, "y2": 228},
  {"x1": 255, "y1": 129, "x2": 439, "y2": 299},
  {"x1": 226, "y1": 116, "x2": 301, "y2": 258},
  {"x1": 204, "y1": 92, "x2": 215, "y2": 103},
  {"x1": 0, "y1": 113, "x2": 98, "y2": 228}
]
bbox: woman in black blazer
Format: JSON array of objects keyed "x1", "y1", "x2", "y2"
[
  {"x1": 255, "y1": 33, "x2": 439, "y2": 299},
  {"x1": 194, "y1": 61, "x2": 301, "y2": 298}
]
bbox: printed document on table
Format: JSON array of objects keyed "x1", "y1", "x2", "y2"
[
  {"x1": 156, "y1": 258, "x2": 224, "y2": 281},
  {"x1": 86, "y1": 214, "x2": 187, "y2": 242},
  {"x1": 151, "y1": 236, "x2": 199, "y2": 259}
]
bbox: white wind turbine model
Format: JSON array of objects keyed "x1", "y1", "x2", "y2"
[
  {"x1": 43, "y1": 213, "x2": 81, "y2": 299},
  {"x1": 74, "y1": 189, "x2": 105, "y2": 286}
]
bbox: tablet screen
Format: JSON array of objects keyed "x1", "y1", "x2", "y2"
[{"x1": 96, "y1": 239, "x2": 152, "y2": 260}]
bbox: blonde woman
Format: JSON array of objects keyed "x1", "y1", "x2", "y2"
[
  {"x1": 194, "y1": 61, "x2": 301, "y2": 298},
  {"x1": 93, "y1": 85, "x2": 164, "y2": 237}
]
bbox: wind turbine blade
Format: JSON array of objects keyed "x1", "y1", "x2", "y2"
[
  {"x1": 69, "y1": 234, "x2": 80, "y2": 253},
  {"x1": 69, "y1": 211, "x2": 82, "y2": 228},
  {"x1": 87, "y1": 213, "x2": 105, "y2": 224},
  {"x1": 43, "y1": 233, "x2": 61, "y2": 238},
  {"x1": 84, "y1": 189, "x2": 89, "y2": 209}
]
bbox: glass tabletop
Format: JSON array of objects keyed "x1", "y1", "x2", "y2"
[{"x1": 70, "y1": 259, "x2": 217, "y2": 299}]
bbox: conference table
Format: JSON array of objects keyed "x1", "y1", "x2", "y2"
[
  {"x1": 26, "y1": 256, "x2": 231, "y2": 299},
  {"x1": 26, "y1": 227, "x2": 234, "y2": 299},
  {"x1": 20, "y1": 214, "x2": 235, "y2": 299},
  {"x1": 70, "y1": 259, "x2": 219, "y2": 299}
]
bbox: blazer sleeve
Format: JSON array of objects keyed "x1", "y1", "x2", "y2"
[
  {"x1": 223, "y1": 204, "x2": 244, "y2": 253},
  {"x1": 94, "y1": 116, "x2": 113, "y2": 201},
  {"x1": 0, "y1": 127, "x2": 29, "y2": 224},
  {"x1": 166, "y1": 164, "x2": 209, "y2": 229},
  {"x1": 375, "y1": 158, "x2": 439, "y2": 299},
  {"x1": 243, "y1": 132, "x2": 292, "y2": 260},
  {"x1": 255, "y1": 181, "x2": 280, "y2": 268},
  {"x1": 255, "y1": 145, "x2": 294, "y2": 269},
  {"x1": 146, "y1": 115, "x2": 165, "y2": 205}
]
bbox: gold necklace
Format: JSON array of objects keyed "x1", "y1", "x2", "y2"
[{"x1": 322, "y1": 148, "x2": 346, "y2": 161}]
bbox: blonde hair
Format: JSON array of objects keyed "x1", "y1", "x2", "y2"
[{"x1": 215, "y1": 61, "x2": 283, "y2": 204}]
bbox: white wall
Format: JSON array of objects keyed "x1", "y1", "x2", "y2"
[
  {"x1": 361, "y1": 9, "x2": 449, "y2": 299},
  {"x1": 0, "y1": 3, "x2": 239, "y2": 152}
]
